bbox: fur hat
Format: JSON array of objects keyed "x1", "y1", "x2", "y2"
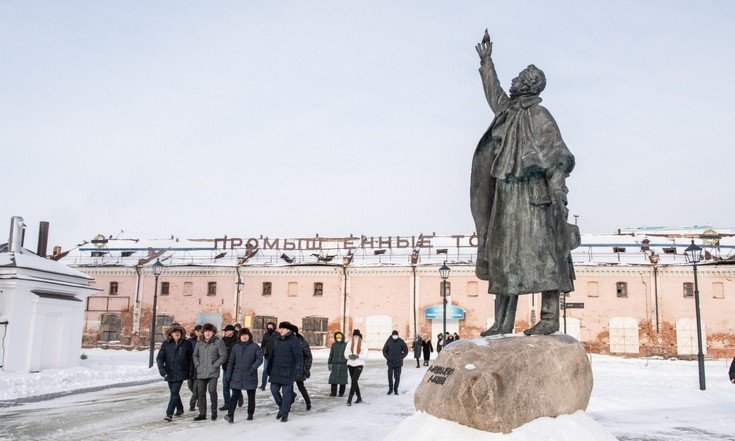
[
  {"x1": 278, "y1": 321, "x2": 297, "y2": 333},
  {"x1": 352, "y1": 329, "x2": 362, "y2": 337},
  {"x1": 239, "y1": 327, "x2": 253, "y2": 340},
  {"x1": 165, "y1": 323, "x2": 186, "y2": 339},
  {"x1": 202, "y1": 323, "x2": 217, "y2": 333},
  {"x1": 223, "y1": 324, "x2": 236, "y2": 332}
]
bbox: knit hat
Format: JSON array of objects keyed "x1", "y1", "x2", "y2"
[
  {"x1": 193, "y1": 325, "x2": 203, "y2": 331},
  {"x1": 391, "y1": 330, "x2": 399, "y2": 336},
  {"x1": 239, "y1": 328, "x2": 253, "y2": 340},
  {"x1": 223, "y1": 324, "x2": 236, "y2": 332}
]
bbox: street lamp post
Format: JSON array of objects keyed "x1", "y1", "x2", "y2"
[
  {"x1": 148, "y1": 258, "x2": 164, "y2": 369},
  {"x1": 235, "y1": 273, "x2": 244, "y2": 323},
  {"x1": 439, "y1": 261, "x2": 450, "y2": 344},
  {"x1": 647, "y1": 252, "x2": 660, "y2": 334},
  {"x1": 684, "y1": 240, "x2": 706, "y2": 391}
]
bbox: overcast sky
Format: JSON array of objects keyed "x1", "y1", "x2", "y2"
[{"x1": 2, "y1": 1, "x2": 734, "y2": 249}]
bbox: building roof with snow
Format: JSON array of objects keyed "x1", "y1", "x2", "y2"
[{"x1": 59, "y1": 227, "x2": 735, "y2": 269}]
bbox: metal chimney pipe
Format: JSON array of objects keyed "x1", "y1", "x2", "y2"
[
  {"x1": 37, "y1": 221, "x2": 50, "y2": 257},
  {"x1": 8, "y1": 216, "x2": 25, "y2": 253}
]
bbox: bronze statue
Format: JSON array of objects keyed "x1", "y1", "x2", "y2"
[{"x1": 471, "y1": 30, "x2": 579, "y2": 336}]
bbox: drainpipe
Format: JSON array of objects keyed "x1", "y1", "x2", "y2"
[
  {"x1": 342, "y1": 265, "x2": 348, "y2": 332},
  {"x1": 133, "y1": 265, "x2": 142, "y2": 334},
  {"x1": 412, "y1": 264, "x2": 417, "y2": 337}
]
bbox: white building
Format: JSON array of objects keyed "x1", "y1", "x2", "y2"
[{"x1": 0, "y1": 217, "x2": 97, "y2": 372}]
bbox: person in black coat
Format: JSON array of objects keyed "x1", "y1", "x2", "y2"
[
  {"x1": 421, "y1": 333, "x2": 433, "y2": 366},
  {"x1": 382, "y1": 330, "x2": 409, "y2": 395},
  {"x1": 291, "y1": 326, "x2": 313, "y2": 410},
  {"x1": 436, "y1": 333, "x2": 444, "y2": 353},
  {"x1": 267, "y1": 321, "x2": 304, "y2": 423},
  {"x1": 220, "y1": 324, "x2": 239, "y2": 410},
  {"x1": 156, "y1": 323, "x2": 193, "y2": 421},
  {"x1": 186, "y1": 325, "x2": 202, "y2": 412},
  {"x1": 729, "y1": 357, "x2": 735, "y2": 384},
  {"x1": 259, "y1": 321, "x2": 277, "y2": 390},
  {"x1": 224, "y1": 328, "x2": 263, "y2": 423}
]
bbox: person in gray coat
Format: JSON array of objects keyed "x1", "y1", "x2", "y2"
[
  {"x1": 412, "y1": 334, "x2": 423, "y2": 368},
  {"x1": 224, "y1": 328, "x2": 263, "y2": 423},
  {"x1": 192, "y1": 323, "x2": 228, "y2": 421}
]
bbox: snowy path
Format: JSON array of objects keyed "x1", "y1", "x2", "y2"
[
  {"x1": 0, "y1": 358, "x2": 425, "y2": 441},
  {"x1": 1, "y1": 353, "x2": 734, "y2": 440}
]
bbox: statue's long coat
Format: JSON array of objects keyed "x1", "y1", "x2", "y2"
[{"x1": 471, "y1": 60, "x2": 576, "y2": 295}]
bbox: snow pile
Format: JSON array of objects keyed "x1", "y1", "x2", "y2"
[
  {"x1": 385, "y1": 411, "x2": 617, "y2": 441},
  {"x1": 0, "y1": 348, "x2": 158, "y2": 400}
]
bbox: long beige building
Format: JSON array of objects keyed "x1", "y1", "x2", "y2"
[{"x1": 62, "y1": 227, "x2": 735, "y2": 358}]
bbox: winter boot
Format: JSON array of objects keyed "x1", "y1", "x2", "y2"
[
  {"x1": 211, "y1": 410, "x2": 217, "y2": 421},
  {"x1": 276, "y1": 411, "x2": 283, "y2": 419},
  {"x1": 524, "y1": 291, "x2": 560, "y2": 335},
  {"x1": 193, "y1": 414, "x2": 207, "y2": 421},
  {"x1": 497, "y1": 295, "x2": 519, "y2": 334},
  {"x1": 247, "y1": 414, "x2": 253, "y2": 421},
  {"x1": 164, "y1": 415, "x2": 172, "y2": 422},
  {"x1": 224, "y1": 415, "x2": 233, "y2": 424},
  {"x1": 281, "y1": 414, "x2": 289, "y2": 422},
  {"x1": 481, "y1": 295, "x2": 509, "y2": 336}
]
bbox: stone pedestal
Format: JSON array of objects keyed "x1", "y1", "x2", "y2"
[{"x1": 414, "y1": 334, "x2": 593, "y2": 433}]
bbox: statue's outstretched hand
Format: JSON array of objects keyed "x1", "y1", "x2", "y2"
[{"x1": 475, "y1": 29, "x2": 493, "y2": 62}]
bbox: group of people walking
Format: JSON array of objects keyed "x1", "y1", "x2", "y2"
[
  {"x1": 156, "y1": 321, "x2": 373, "y2": 423},
  {"x1": 436, "y1": 332, "x2": 460, "y2": 353}
]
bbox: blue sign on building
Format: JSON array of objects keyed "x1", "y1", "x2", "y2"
[{"x1": 424, "y1": 305, "x2": 465, "y2": 320}]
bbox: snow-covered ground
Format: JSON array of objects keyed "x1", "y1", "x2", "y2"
[
  {"x1": 0, "y1": 349, "x2": 733, "y2": 440},
  {"x1": 0, "y1": 348, "x2": 158, "y2": 401}
]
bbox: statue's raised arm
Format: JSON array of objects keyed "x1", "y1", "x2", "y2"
[{"x1": 475, "y1": 30, "x2": 509, "y2": 114}]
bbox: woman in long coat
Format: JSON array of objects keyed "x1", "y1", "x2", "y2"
[
  {"x1": 224, "y1": 328, "x2": 263, "y2": 422},
  {"x1": 412, "y1": 335, "x2": 423, "y2": 368},
  {"x1": 327, "y1": 331, "x2": 348, "y2": 397},
  {"x1": 421, "y1": 334, "x2": 433, "y2": 366}
]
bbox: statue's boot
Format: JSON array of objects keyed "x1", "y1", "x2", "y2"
[
  {"x1": 524, "y1": 290, "x2": 560, "y2": 335},
  {"x1": 497, "y1": 295, "x2": 518, "y2": 334},
  {"x1": 480, "y1": 295, "x2": 513, "y2": 336}
]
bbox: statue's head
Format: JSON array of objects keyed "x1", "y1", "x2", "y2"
[{"x1": 509, "y1": 64, "x2": 546, "y2": 97}]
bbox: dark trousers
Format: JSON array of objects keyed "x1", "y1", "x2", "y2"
[
  {"x1": 222, "y1": 369, "x2": 231, "y2": 406},
  {"x1": 347, "y1": 365, "x2": 363, "y2": 402},
  {"x1": 415, "y1": 357, "x2": 421, "y2": 367},
  {"x1": 330, "y1": 384, "x2": 346, "y2": 396},
  {"x1": 292, "y1": 381, "x2": 311, "y2": 406},
  {"x1": 270, "y1": 382, "x2": 294, "y2": 416},
  {"x1": 260, "y1": 359, "x2": 269, "y2": 388},
  {"x1": 196, "y1": 378, "x2": 218, "y2": 416},
  {"x1": 228, "y1": 389, "x2": 256, "y2": 418},
  {"x1": 187, "y1": 379, "x2": 199, "y2": 409},
  {"x1": 388, "y1": 366, "x2": 402, "y2": 392},
  {"x1": 166, "y1": 381, "x2": 184, "y2": 416}
]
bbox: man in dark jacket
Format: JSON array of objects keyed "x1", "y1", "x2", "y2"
[
  {"x1": 156, "y1": 323, "x2": 193, "y2": 421},
  {"x1": 729, "y1": 357, "x2": 735, "y2": 384},
  {"x1": 192, "y1": 323, "x2": 228, "y2": 421},
  {"x1": 220, "y1": 324, "x2": 239, "y2": 410},
  {"x1": 291, "y1": 325, "x2": 313, "y2": 410},
  {"x1": 260, "y1": 321, "x2": 277, "y2": 390},
  {"x1": 382, "y1": 330, "x2": 409, "y2": 395},
  {"x1": 267, "y1": 321, "x2": 304, "y2": 423},
  {"x1": 186, "y1": 325, "x2": 202, "y2": 412}
]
